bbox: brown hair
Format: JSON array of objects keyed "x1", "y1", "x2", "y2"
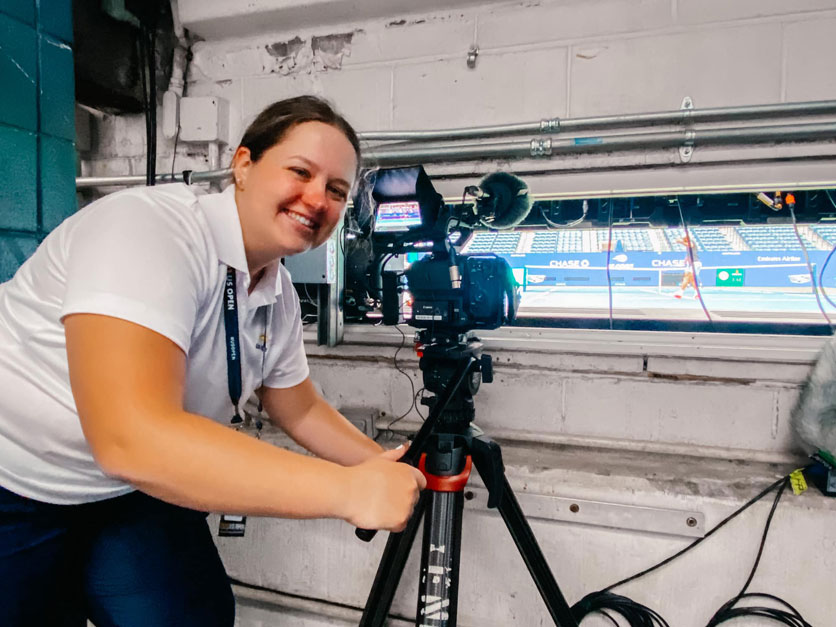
[{"x1": 238, "y1": 95, "x2": 361, "y2": 169}]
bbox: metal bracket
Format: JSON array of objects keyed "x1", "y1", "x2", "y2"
[
  {"x1": 679, "y1": 96, "x2": 695, "y2": 163},
  {"x1": 540, "y1": 118, "x2": 560, "y2": 133},
  {"x1": 530, "y1": 137, "x2": 553, "y2": 158},
  {"x1": 466, "y1": 45, "x2": 479, "y2": 69},
  {"x1": 467, "y1": 487, "x2": 705, "y2": 538}
]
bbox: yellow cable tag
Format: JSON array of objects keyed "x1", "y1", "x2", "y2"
[{"x1": 790, "y1": 469, "x2": 808, "y2": 496}]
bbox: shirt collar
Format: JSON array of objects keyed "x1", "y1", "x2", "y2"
[{"x1": 198, "y1": 184, "x2": 283, "y2": 302}]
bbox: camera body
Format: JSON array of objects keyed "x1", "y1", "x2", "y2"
[
  {"x1": 366, "y1": 166, "x2": 521, "y2": 334},
  {"x1": 384, "y1": 253, "x2": 518, "y2": 332}
]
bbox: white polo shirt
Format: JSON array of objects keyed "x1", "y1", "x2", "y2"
[{"x1": 0, "y1": 183, "x2": 309, "y2": 504}]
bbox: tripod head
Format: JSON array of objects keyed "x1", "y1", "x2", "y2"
[
  {"x1": 415, "y1": 330, "x2": 492, "y2": 435},
  {"x1": 355, "y1": 330, "x2": 493, "y2": 542}
]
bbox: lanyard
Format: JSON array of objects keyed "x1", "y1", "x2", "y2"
[
  {"x1": 219, "y1": 266, "x2": 268, "y2": 539},
  {"x1": 223, "y1": 266, "x2": 269, "y2": 428},
  {"x1": 223, "y1": 267, "x2": 244, "y2": 424}
]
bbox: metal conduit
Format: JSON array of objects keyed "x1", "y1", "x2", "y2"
[
  {"x1": 360, "y1": 99, "x2": 836, "y2": 142},
  {"x1": 76, "y1": 121, "x2": 836, "y2": 188},
  {"x1": 366, "y1": 121, "x2": 836, "y2": 165},
  {"x1": 77, "y1": 168, "x2": 232, "y2": 189}
]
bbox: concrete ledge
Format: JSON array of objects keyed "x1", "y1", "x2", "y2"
[{"x1": 219, "y1": 431, "x2": 836, "y2": 626}]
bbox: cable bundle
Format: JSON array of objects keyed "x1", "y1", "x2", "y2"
[
  {"x1": 572, "y1": 590, "x2": 669, "y2": 626},
  {"x1": 572, "y1": 473, "x2": 815, "y2": 626},
  {"x1": 706, "y1": 593, "x2": 812, "y2": 627}
]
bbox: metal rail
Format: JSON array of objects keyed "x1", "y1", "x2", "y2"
[
  {"x1": 75, "y1": 109, "x2": 836, "y2": 188},
  {"x1": 359, "y1": 100, "x2": 836, "y2": 142}
]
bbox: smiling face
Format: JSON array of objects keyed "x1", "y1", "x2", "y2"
[{"x1": 231, "y1": 121, "x2": 358, "y2": 274}]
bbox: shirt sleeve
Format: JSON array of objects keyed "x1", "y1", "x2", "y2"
[
  {"x1": 262, "y1": 267, "x2": 310, "y2": 389},
  {"x1": 60, "y1": 189, "x2": 209, "y2": 354}
]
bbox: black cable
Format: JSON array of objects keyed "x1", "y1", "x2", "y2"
[
  {"x1": 674, "y1": 198, "x2": 712, "y2": 322},
  {"x1": 373, "y1": 324, "x2": 419, "y2": 442},
  {"x1": 706, "y1": 593, "x2": 812, "y2": 627},
  {"x1": 146, "y1": 24, "x2": 157, "y2": 186},
  {"x1": 818, "y1": 241, "x2": 836, "y2": 309},
  {"x1": 734, "y1": 478, "x2": 787, "y2": 599},
  {"x1": 374, "y1": 253, "x2": 396, "y2": 301},
  {"x1": 605, "y1": 199, "x2": 614, "y2": 330},
  {"x1": 573, "y1": 473, "x2": 799, "y2": 626},
  {"x1": 137, "y1": 26, "x2": 151, "y2": 186},
  {"x1": 600, "y1": 474, "x2": 788, "y2": 593},
  {"x1": 825, "y1": 190, "x2": 836, "y2": 211},
  {"x1": 573, "y1": 591, "x2": 670, "y2": 627},
  {"x1": 705, "y1": 478, "x2": 810, "y2": 627},
  {"x1": 540, "y1": 199, "x2": 589, "y2": 229},
  {"x1": 300, "y1": 283, "x2": 319, "y2": 327},
  {"x1": 171, "y1": 47, "x2": 192, "y2": 178},
  {"x1": 171, "y1": 126, "x2": 180, "y2": 179},
  {"x1": 788, "y1": 202, "x2": 834, "y2": 330}
]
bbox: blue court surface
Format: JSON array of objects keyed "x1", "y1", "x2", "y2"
[{"x1": 518, "y1": 285, "x2": 836, "y2": 324}]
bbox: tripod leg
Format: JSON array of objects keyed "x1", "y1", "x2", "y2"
[
  {"x1": 360, "y1": 492, "x2": 429, "y2": 627},
  {"x1": 471, "y1": 456, "x2": 579, "y2": 627},
  {"x1": 416, "y1": 491, "x2": 464, "y2": 627}
]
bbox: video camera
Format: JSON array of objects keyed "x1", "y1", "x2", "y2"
[{"x1": 350, "y1": 165, "x2": 532, "y2": 334}]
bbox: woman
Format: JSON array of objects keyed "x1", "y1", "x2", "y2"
[
  {"x1": 673, "y1": 234, "x2": 702, "y2": 299},
  {"x1": 0, "y1": 96, "x2": 425, "y2": 626}
]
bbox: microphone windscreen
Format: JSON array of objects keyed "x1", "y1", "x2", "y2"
[
  {"x1": 478, "y1": 172, "x2": 532, "y2": 229},
  {"x1": 791, "y1": 339, "x2": 836, "y2": 456}
]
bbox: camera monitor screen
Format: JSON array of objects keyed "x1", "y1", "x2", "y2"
[{"x1": 375, "y1": 201, "x2": 423, "y2": 233}]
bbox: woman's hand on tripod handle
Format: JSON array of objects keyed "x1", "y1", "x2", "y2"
[{"x1": 343, "y1": 446, "x2": 426, "y2": 532}]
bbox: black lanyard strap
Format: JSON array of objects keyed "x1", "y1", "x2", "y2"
[{"x1": 223, "y1": 267, "x2": 243, "y2": 424}]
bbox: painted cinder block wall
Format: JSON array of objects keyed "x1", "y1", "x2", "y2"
[
  {"x1": 82, "y1": 0, "x2": 836, "y2": 197},
  {"x1": 0, "y1": 0, "x2": 75, "y2": 282}
]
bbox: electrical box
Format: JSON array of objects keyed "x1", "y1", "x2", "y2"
[
  {"x1": 179, "y1": 96, "x2": 229, "y2": 143},
  {"x1": 284, "y1": 236, "x2": 338, "y2": 284}
]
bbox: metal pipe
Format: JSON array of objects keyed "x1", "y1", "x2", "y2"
[
  {"x1": 77, "y1": 121, "x2": 836, "y2": 188},
  {"x1": 367, "y1": 121, "x2": 836, "y2": 165},
  {"x1": 360, "y1": 100, "x2": 836, "y2": 142},
  {"x1": 76, "y1": 167, "x2": 232, "y2": 189}
]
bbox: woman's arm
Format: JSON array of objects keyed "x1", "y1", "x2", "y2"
[
  {"x1": 260, "y1": 378, "x2": 384, "y2": 466},
  {"x1": 65, "y1": 313, "x2": 422, "y2": 530}
]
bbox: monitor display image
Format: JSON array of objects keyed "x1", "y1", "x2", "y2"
[{"x1": 375, "y1": 201, "x2": 423, "y2": 233}]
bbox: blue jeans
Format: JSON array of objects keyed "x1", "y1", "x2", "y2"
[{"x1": 0, "y1": 485, "x2": 235, "y2": 626}]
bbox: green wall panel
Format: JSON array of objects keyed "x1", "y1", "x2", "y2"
[
  {"x1": 39, "y1": 34, "x2": 75, "y2": 141},
  {"x1": 38, "y1": 0, "x2": 73, "y2": 43},
  {"x1": 0, "y1": 124, "x2": 37, "y2": 231},
  {"x1": 40, "y1": 134, "x2": 77, "y2": 231},
  {"x1": 0, "y1": 0, "x2": 74, "y2": 281},
  {"x1": 0, "y1": 234, "x2": 39, "y2": 282},
  {"x1": 0, "y1": 13, "x2": 37, "y2": 132},
  {"x1": 0, "y1": 0, "x2": 35, "y2": 26}
]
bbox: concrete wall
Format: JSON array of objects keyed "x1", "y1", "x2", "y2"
[
  {"x1": 79, "y1": 0, "x2": 836, "y2": 197},
  {"x1": 220, "y1": 328, "x2": 836, "y2": 627}
]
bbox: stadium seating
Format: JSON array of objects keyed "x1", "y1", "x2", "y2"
[
  {"x1": 597, "y1": 229, "x2": 652, "y2": 251},
  {"x1": 465, "y1": 225, "x2": 827, "y2": 255},
  {"x1": 737, "y1": 225, "x2": 815, "y2": 251}
]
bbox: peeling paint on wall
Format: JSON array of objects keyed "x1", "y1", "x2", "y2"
[
  {"x1": 258, "y1": 32, "x2": 357, "y2": 75},
  {"x1": 264, "y1": 36, "x2": 312, "y2": 75},
  {"x1": 265, "y1": 36, "x2": 305, "y2": 59},
  {"x1": 312, "y1": 32, "x2": 354, "y2": 70}
]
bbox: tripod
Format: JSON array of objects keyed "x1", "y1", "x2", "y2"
[{"x1": 357, "y1": 332, "x2": 579, "y2": 627}]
